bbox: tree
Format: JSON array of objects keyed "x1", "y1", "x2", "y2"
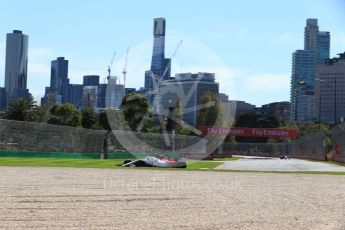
[
  {"x1": 31, "y1": 95, "x2": 56, "y2": 123},
  {"x1": 234, "y1": 112, "x2": 280, "y2": 143},
  {"x1": 197, "y1": 91, "x2": 223, "y2": 127},
  {"x1": 81, "y1": 108, "x2": 97, "y2": 129},
  {"x1": 296, "y1": 121, "x2": 321, "y2": 137},
  {"x1": 166, "y1": 106, "x2": 176, "y2": 132},
  {"x1": 290, "y1": 121, "x2": 332, "y2": 152},
  {"x1": 96, "y1": 110, "x2": 111, "y2": 131},
  {"x1": 4, "y1": 97, "x2": 37, "y2": 121},
  {"x1": 167, "y1": 97, "x2": 192, "y2": 135},
  {"x1": 93, "y1": 109, "x2": 114, "y2": 160},
  {"x1": 47, "y1": 103, "x2": 81, "y2": 127},
  {"x1": 121, "y1": 93, "x2": 152, "y2": 132}
]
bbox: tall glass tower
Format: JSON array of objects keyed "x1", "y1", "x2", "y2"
[
  {"x1": 151, "y1": 18, "x2": 166, "y2": 77},
  {"x1": 290, "y1": 19, "x2": 330, "y2": 121},
  {"x1": 50, "y1": 57, "x2": 69, "y2": 104},
  {"x1": 4, "y1": 30, "x2": 29, "y2": 101},
  {"x1": 145, "y1": 18, "x2": 171, "y2": 104}
]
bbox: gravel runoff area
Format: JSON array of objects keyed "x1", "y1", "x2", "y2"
[
  {"x1": 216, "y1": 156, "x2": 345, "y2": 172},
  {"x1": 0, "y1": 167, "x2": 345, "y2": 230}
]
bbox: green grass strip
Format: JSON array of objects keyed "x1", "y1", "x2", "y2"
[
  {"x1": 0, "y1": 157, "x2": 122, "y2": 169},
  {"x1": 0, "y1": 150, "x2": 100, "y2": 159},
  {"x1": 0, "y1": 157, "x2": 344, "y2": 175}
]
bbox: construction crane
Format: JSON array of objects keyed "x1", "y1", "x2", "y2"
[
  {"x1": 162, "y1": 40, "x2": 183, "y2": 79},
  {"x1": 107, "y1": 51, "x2": 116, "y2": 80},
  {"x1": 122, "y1": 47, "x2": 129, "y2": 88}
]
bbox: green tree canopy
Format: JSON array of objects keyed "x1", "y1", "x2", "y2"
[
  {"x1": 96, "y1": 110, "x2": 111, "y2": 131},
  {"x1": 197, "y1": 91, "x2": 223, "y2": 127},
  {"x1": 81, "y1": 107, "x2": 97, "y2": 129},
  {"x1": 121, "y1": 93, "x2": 152, "y2": 132},
  {"x1": 31, "y1": 95, "x2": 56, "y2": 123},
  {"x1": 47, "y1": 103, "x2": 81, "y2": 127},
  {"x1": 234, "y1": 112, "x2": 280, "y2": 143},
  {"x1": 283, "y1": 121, "x2": 332, "y2": 151},
  {"x1": 166, "y1": 97, "x2": 192, "y2": 135},
  {"x1": 4, "y1": 97, "x2": 37, "y2": 121}
]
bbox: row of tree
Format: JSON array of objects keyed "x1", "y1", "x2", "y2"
[
  {"x1": 231, "y1": 111, "x2": 333, "y2": 145},
  {"x1": 0, "y1": 92, "x2": 221, "y2": 135},
  {"x1": 1, "y1": 93, "x2": 330, "y2": 143},
  {"x1": 1, "y1": 97, "x2": 103, "y2": 129}
]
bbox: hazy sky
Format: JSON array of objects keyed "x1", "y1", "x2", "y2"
[{"x1": 0, "y1": 0, "x2": 344, "y2": 106}]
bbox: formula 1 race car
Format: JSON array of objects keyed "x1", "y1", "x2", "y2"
[
  {"x1": 280, "y1": 154, "x2": 292, "y2": 160},
  {"x1": 118, "y1": 155, "x2": 187, "y2": 168}
]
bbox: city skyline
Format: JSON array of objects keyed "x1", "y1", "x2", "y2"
[{"x1": 0, "y1": 0, "x2": 345, "y2": 106}]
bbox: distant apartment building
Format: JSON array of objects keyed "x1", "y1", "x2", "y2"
[
  {"x1": 225, "y1": 100, "x2": 256, "y2": 117},
  {"x1": 290, "y1": 19, "x2": 330, "y2": 122},
  {"x1": 259, "y1": 101, "x2": 291, "y2": 121},
  {"x1": 82, "y1": 86, "x2": 98, "y2": 109},
  {"x1": 296, "y1": 95, "x2": 316, "y2": 122},
  {"x1": 97, "y1": 84, "x2": 107, "y2": 109},
  {"x1": 82, "y1": 75, "x2": 100, "y2": 110},
  {"x1": 105, "y1": 76, "x2": 125, "y2": 109},
  {"x1": 159, "y1": 72, "x2": 219, "y2": 126},
  {"x1": 83, "y1": 75, "x2": 99, "y2": 87},
  {"x1": 41, "y1": 57, "x2": 126, "y2": 110},
  {"x1": 4, "y1": 30, "x2": 30, "y2": 103},
  {"x1": 125, "y1": 88, "x2": 136, "y2": 95},
  {"x1": 219, "y1": 93, "x2": 229, "y2": 102},
  {"x1": 62, "y1": 84, "x2": 83, "y2": 108},
  {"x1": 40, "y1": 87, "x2": 53, "y2": 106},
  {"x1": 314, "y1": 52, "x2": 345, "y2": 123},
  {"x1": 221, "y1": 101, "x2": 236, "y2": 125}
]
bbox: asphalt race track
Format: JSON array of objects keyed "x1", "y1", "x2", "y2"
[{"x1": 217, "y1": 156, "x2": 345, "y2": 172}]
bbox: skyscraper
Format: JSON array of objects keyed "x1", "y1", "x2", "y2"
[
  {"x1": 50, "y1": 57, "x2": 69, "y2": 104},
  {"x1": 304, "y1": 19, "x2": 319, "y2": 52},
  {"x1": 290, "y1": 49, "x2": 315, "y2": 121},
  {"x1": 144, "y1": 18, "x2": 171, "y2": 104},
  {"x1": 304, "y1": 19, "x2": 330, "y2": 64},
  {"x1": 41, "y1": 57, "x2": 71, "y2": 105},
  {"x1": 4, "y1": 30, "x2": 29, "y2": 102},
  {"x1": 290, "y1": 19, "x2": 330, "y2": 121}
]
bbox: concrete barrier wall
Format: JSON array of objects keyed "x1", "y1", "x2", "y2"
[
  {"x1": 108, "y1": 130, "x2": 208, "y2": 159},
  {"x1": 0, "y1": 119, "x2": 206, "y2": 158},
  {"x1": 331, "y1": 123, "x2": 345, "y2": 163},
  {"x1": 221, "y1": 132, "x2": 328, "y2": 161},
  {"x1": 1, "y1": 119, "x2": 343, "y2": 164},
  {"x1": 288, "y1": 132, "x2": 326, "y2": 161},
  {"x1": 0, "y1": 119, "x2": 106, "y2": 153}
]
